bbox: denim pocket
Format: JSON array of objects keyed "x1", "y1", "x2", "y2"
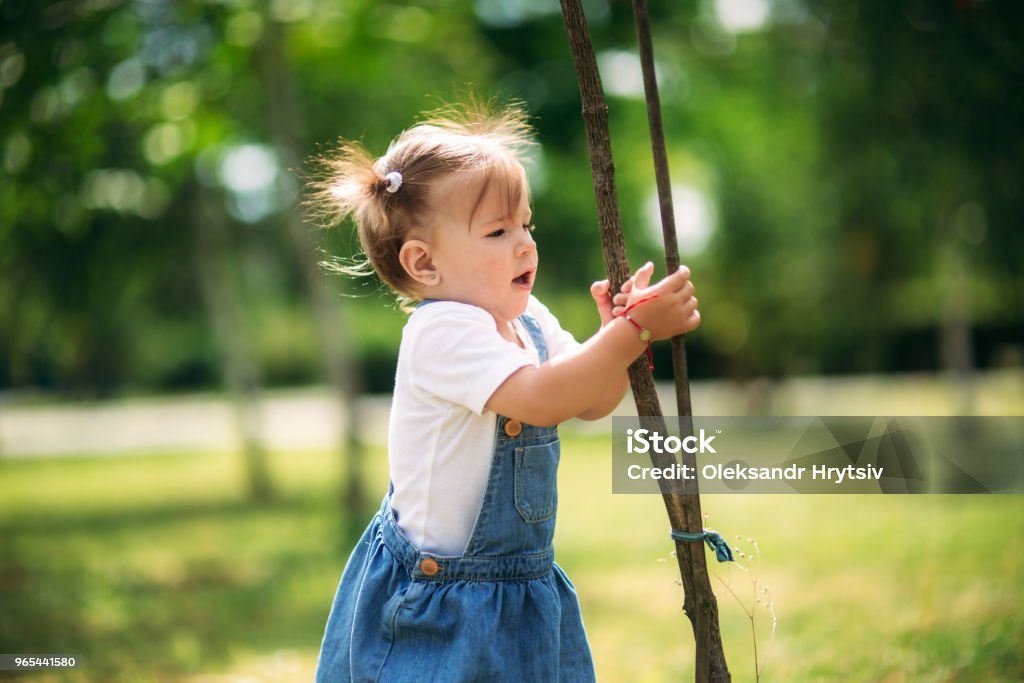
[{"x1": 514, "y1": 440, "x2": 559, "y2": 523}]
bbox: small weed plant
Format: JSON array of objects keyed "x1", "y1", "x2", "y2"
[{"x1": 659, "y1": 511, "x2": 777, "y2": 681}]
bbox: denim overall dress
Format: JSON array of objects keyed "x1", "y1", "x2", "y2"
[{"x1": 315, "y1": 313, "x2": 595, "y2": 682}]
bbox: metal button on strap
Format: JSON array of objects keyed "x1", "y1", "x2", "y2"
[
  {"x1": 504, "y1": 419, "x2": 523, "y2": 437},
  {"x1": 420, "y1": 558, "x2": 439, "y2": 577}
]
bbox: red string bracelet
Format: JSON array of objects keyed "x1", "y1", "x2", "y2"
[{"x1": 617, "y1": 293, "x2": 659, "y2": 370}]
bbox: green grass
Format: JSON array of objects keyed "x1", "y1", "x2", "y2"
[{"x1": 1, "y1": 435, "x2": 1022, "y2": 682}]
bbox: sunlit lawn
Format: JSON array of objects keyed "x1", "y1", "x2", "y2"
[{"x1": 1, "y1": 433, "x2": 1021, "y2": 682}]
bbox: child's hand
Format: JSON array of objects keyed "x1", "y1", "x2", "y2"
[
  {"x1": 611, "y1": 261, "x2": 655, "y2": 317},
  {"x1": 612, "y1": 261, "x2": 700, "y2": 340},
  {"x1": 590, "y1": 279, "x2": 616, "y2": 326},
  {"x1": 594, "y1": 262, "x2": 671, "y2": 324}
]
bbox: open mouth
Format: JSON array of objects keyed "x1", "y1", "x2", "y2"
[{"x1": 513, "y1": 269, "x2": 534, "y2": 287}]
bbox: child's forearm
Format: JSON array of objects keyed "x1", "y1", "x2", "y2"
[
  {"x1": 577, "y1": 372, "x2": 629, "y2": 421},
  {"x1": 485, "y1": 318, "x2": 645, "y2": 426},
  {"x1": 489, "y1": 264, "x2": 698, "y2": 425}
]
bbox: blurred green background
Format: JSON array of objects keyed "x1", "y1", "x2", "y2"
[
  {"x1": 2, "y1": 0, "x2": 1022, "y2": 393},
  {"x1": 1, "y1": 0, "x2": 1022, "y2": 681}
]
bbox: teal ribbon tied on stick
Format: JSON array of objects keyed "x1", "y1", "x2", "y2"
[{"x1": 671, "y1": 529, "x2": 735, "y2": 563}]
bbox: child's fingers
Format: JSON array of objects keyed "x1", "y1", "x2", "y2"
[
  {"x1": 682, "y1": 308, "x2": 701, "y2": 332},
  {"x1": 654, "y1": 265, "x2": 692, "y2": 294},
  {"x1": 631, "y1": 261, "x2": 655, "y2": 291},
  {"x1": 677, "y1": 295, "x2": 700, "y2": 331},
  {"x1": 610, "y1": 288, "x2": 626, "y2": 317},
  {"x1": 591, "y1": 279, "x2": 617, "y2": 325},
  {"x1": 670, "y1": 265, "x2": 691, "y2": 287}
]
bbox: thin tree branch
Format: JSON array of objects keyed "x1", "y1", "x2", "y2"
[
  {"x1": 631, "y1": 2, "x2": 731, "y2": 679},
  {"x1": 561, "y1": 0, "x2": 731, "y2": 679}
]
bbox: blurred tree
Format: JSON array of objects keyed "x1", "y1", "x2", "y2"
[
  {"x1": 1, "y1": 0, "x2": 1021, "y2": 402},
  {"x1": 255, "y1": 4, "x2": 365, "y2": 514},
  {"x1": 193, "y1": 181, "x2": 273, "y2": 500},
  {"x1": 810, "y1": 0, "x2": 1024, "y2": 388}
]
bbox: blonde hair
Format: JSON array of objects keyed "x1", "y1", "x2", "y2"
[{"x1": 308, "y1": 100, "x2": 536, "y2": 307}]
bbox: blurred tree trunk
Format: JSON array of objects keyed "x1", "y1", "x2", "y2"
[
  {"x1": 256, "y1": 9, "x2": 367, "y2": 519},
  {"x1": 941, "y1": 229, "x2": 976, "y2": 415},
  {"x1": 193, "y1": 186, "x2": 274, "y2": 502}
]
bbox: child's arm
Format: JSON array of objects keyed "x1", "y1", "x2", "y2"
[
  {"x1": 572, "y1": 265, "x2": 650, "y2": 420},
  {"x1": 486, "y1": 264, "x2": 699, "y2": 426},
  {"x1": 573, "y1": 277, "x2": 630, "y2": 420}
]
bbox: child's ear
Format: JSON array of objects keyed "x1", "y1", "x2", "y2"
[{"x1": 399, "y1": 239, "x2": 440, "y2": 288}]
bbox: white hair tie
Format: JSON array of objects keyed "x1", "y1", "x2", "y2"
[{"x1": 384, "y1": 171, "x2": 403, "y2": 194}]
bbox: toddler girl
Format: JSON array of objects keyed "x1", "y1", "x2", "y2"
[{"x1": 312, "y1": 102, "x2": 700, "y2": 682}]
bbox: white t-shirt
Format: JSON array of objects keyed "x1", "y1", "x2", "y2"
[{"x1": 387, "y1": 295, "x2": 580, "y2": 556}]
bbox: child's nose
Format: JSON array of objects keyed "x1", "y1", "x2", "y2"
[{"x1": 517, "y1": 230, "x2": 536, "y2": 255}]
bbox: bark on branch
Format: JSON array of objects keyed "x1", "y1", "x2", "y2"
[{"x1": 560, "y1": 0, "x2": 731, "y2": 679}]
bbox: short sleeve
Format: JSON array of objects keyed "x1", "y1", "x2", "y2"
[
  {"x1": 526, "y1": 296, "x2": 581, "y2": 360},
  {"x1": 406, "y1": 302, "x2": 535, "y2": 415}
]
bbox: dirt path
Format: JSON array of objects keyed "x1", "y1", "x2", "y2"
[
  {"x1": 2, "y1": 371, "x2": 1019, "y2": 458},
  {"x1": 0, "y1": 388, "x2": 391, "y2": 458}
]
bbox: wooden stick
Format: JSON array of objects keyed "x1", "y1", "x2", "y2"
[
  {"x1": 560, "y1": 0, "x2": 731, "y2": 679},
  {"x1": 630, "y1": 2, "x2": 731, "y2": 680}
]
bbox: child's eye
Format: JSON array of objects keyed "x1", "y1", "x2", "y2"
[{"x1": 486, "y1": 224, "x2": 533, "y2": 238}]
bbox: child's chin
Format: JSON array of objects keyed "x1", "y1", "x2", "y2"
[
  {"x1": 513, "y1": 296, "x2": 530, "y2": 316},
  {"x1": 495, "y1": 299, "x2": 529, "y2": 323}
]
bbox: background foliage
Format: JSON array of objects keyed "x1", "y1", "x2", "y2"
[
  {"x1": 2, "y1": 2, "x2": 1023, "y2": 681},
  {"x1": 2, "y1": 0, "x2": 1020, "y2": 396}
]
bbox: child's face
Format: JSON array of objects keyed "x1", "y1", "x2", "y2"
[{"x1": 423, "y1": 168, "x2": 537, "y2": 328}]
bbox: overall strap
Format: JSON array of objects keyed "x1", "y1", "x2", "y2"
[{"x1": 518, "y1": 313, "x2": 548, "y2": 363}]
